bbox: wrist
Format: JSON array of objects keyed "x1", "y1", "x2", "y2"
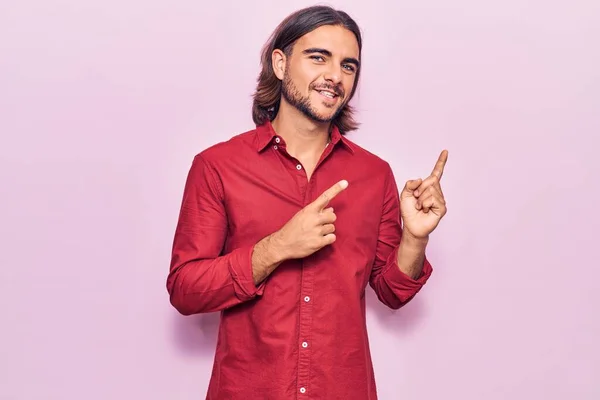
[
  {"x1": 265, "y1": 231, "x2": 288, "y2": 264},
  {"x1": 402, "y1": 227, "x2": 429, "y2": 249}
]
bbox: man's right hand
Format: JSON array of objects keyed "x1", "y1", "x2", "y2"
[
  {"x1": 251, "y1": 179, "x2": 348, "y2": 285},
  {"x1": 272, "y1": 179, "x2": 349, "y2": 260}
]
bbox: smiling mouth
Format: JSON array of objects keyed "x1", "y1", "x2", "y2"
[{"x1": 316, "y1": 90, "x2": 339, "y2": 100}]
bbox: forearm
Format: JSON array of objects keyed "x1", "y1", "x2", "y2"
[
  {"x1": 251, "y1": 233, "x2": 287, "y2": 285},
  {"x1": 168, "y1": 246, "x2": 261, "y2": 315},
  {"x1": 396, "y1": 228, "x2": 429, "y2": 280}
]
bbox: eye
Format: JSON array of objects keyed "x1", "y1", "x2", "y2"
[
  {"x1": 310, "y1": 55, "x2": 325, "y2": 62},
  {"x1": 342, "y1": 64, "x2": 356, "y2": 73}
]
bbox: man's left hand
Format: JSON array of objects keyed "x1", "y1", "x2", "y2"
[{"x1": 400, "y1": 150, "x2": 448, "y2": 239}]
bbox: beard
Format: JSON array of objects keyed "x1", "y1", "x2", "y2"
[{"x1": 281, "y1": 71, "x2": 345, "y2": 123}]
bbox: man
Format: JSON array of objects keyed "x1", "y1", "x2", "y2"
[{"x1": 167, "y1": 5, "x2": 448, "y2": 400}]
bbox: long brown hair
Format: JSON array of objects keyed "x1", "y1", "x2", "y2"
[{"x1": 251, "y1": 6, "x2": 363, "y2": 135}]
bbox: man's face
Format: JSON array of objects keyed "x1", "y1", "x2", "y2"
[{"x1": 278, "y1": 25, "x2": 360, "y2": 123}]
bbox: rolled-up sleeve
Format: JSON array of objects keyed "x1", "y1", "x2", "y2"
[
  {"x1": 369, "y1": 164, "x2": 433, "y2": 310},
  {"x1": 166, "y1": 154, "x2": 265, "y2": 315}
]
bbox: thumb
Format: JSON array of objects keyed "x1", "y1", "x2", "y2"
[{"x1": 403, "y1": 178, "x2": 422, "y2": 194}]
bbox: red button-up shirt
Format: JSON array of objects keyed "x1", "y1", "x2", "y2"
[{"x1": 167, "y1": 121, "x2": 433, "y2": 400}]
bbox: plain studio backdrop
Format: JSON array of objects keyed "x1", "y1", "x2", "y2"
[{"x1": 1, "y1": 0, "x2": 599, "y2": 399}]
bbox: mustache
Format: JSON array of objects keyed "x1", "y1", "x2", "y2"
[{"x1": 311, "y1": 83, "x2": 344, "y2": 97}]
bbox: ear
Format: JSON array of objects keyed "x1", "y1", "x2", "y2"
[{"x1": 271, "y1": 49, "x2": 286, "y2": 80}]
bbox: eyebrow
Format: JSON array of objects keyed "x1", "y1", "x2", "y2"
[{"x1": 302, "y1": 47, "x2": 360, "y2": 68}]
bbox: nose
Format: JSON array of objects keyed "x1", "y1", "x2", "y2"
[{"x1": 323, "y1": 64, "x2": 342, "y2": 85}]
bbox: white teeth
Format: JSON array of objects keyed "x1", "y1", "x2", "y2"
[{"x1": 319, "y1": 91, "x2": 335, "y2": 98}]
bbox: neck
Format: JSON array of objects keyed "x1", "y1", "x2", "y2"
[{"x1": 271, "y1": 101, "x2": 331, "y2": 158}]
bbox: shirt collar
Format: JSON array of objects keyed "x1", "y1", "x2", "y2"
[{"x1": 255, "y1": 121, "x2": 355, "y2": 154}]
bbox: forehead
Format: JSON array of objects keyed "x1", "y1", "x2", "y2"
[{"x1": 293, "y1": 25, "x2": 360, "y2": 59}]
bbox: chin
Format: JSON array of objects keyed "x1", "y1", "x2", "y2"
[{"x1": 307, "y1": 109, "x2": 336, "y2": 123}]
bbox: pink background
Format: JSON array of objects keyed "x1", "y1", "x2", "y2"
[{"x1": 1, "y1": 1, "x2": 599, "y2": 399}]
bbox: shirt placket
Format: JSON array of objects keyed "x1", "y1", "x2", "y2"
[
  {"x1": 297, "y1": 254, "x2": 314, "y2": 397},
  {"x1": 272, "y1": 134, "x2": 335, "y2": 398},
  {"x1": 290, "y1": 147, "x2": 314, "y2": 397}
]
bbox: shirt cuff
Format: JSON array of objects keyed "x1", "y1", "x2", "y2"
[
  {"x1": 228, "y1": 245, "x2": 266, "y2": 301},
  {"x1": 382, "y1": 246, "x2": 433, "y2": 296}
]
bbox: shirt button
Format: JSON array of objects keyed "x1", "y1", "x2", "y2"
[
  {"x1": 299, "y1": 387, "x2": 306, "y2": 394},
  {"x1": 275, "y1": 137, "x2": 281, "y2": 143},
  {"x1": 304, "y1": 296, "x2": 310, "y2": 302},
  {"x1": 273, "y1": 145, "x2": 278, "y2": 150},
  {"x1": 302, "y1": 341, "x2": 308, "y2": 348},
  {"x1": 296, "y1": 164, "x2": 302, "y2": 170}
]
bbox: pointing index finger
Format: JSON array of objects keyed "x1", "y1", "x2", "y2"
[
  {"x1": 430, "y1": 149, "x2": 448, "y2": 180},
  {"x1": 313, "y1": 180, "x2": 348, "y2": 210}
]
